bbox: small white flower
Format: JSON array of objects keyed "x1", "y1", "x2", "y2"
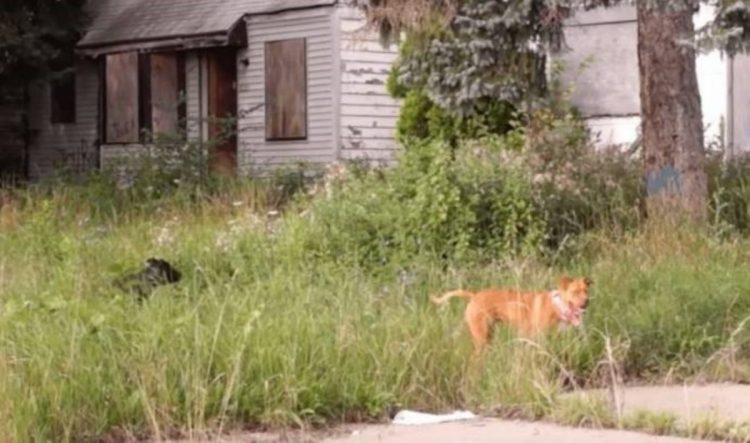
[{"x1": 155, "y1": 225, "x2": 176, "y2": 247}]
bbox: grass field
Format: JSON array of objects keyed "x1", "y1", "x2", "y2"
[{"x1": 1, "y1": 177, "x2": 750, "y2": 442}]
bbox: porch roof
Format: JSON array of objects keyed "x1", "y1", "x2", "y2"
[{"x1": 77, "y1": 0, "x2": 336, "y2": 56}]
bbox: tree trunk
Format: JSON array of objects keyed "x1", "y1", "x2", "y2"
[{"x1": 637, "y1": 3, "x2": 707, "y2": 222}]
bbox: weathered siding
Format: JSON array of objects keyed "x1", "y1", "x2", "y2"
[
  {"x1": 559, "y1": 6, "x2": 640, "y2": 119},
  {"x1": 557, "y1": 5, "x2": 640, "y2": 147},
  {"x1": 337, "y1": 6, "x2": 400, "y2": 162},
  {"x1": 731, "y1": 53, "x2": 750, "y2": 154},
  {"x1": 695, "y1": 5, "x2": 728, "y2": 146},
  {"x1": 27, "y1": 59, "x2": 100, "y2": 179},
  {"x1": 238, "y1": 7, "x2": 337, "y2": 171},
  {"x1": 185, "y1": 52, "x2": 203, "y2": 141},
  {"x1": 558, "y1": 4, "x2": 727, "y2": 149},
  {"x1": 98, "y1": 143, "x2": 146, "y2": 166}
]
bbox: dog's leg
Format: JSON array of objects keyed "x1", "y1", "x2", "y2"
[
  {"x1": 464, "y1": 302, "x2": 491, "y2": 354},
  {"x1": 518, "y1": 319, "x2": 540, "y2": 338}
]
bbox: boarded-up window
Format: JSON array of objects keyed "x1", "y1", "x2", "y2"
[
  {"x1": 106, "y1": 52, "x2": 139, "y2": 143},
  {"x1": 151, "y1": 54, "x2": 180, "y2": 135},
  {"x1": 265, "y1": 38, "x2": 307, "y2": 140},
  {"x1": 50, "y1": 70, "x2": 76, "y2": 124},
  {"x1": 104, "y1": 52, "x2": 185, "y2": 144}
]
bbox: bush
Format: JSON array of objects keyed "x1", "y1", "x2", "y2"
[
  {"x1": 391, "y1": 81, "x2": 517, "y2": 146},
  {"x1": 292, "y1": 137, "x2": 543, "y2": 268},
  {"x1": 295, "y1": 109, "x2": 642, "y2": 268},
  {"x1": 520, "y1": 108, "x2": 643, "y2": 250},
  {"x1": 38, "y1": 125, "x2": 318, "y2": 221},
  {"x1": 103, "y1": 131, "x2": 215, "y2": 199}
]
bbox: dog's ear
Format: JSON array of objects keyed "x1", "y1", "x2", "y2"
[
  {"x1": 583, "y1": 276, "x2": 593, "y2": 287},
  {"x1": 559, "y1": 275, "x2": 572, "y2": 289}
]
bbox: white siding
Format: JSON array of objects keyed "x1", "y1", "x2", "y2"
[
  {"x1": 185, "y1": 52, "x2": 202, "y2": 141},
  {"x1": 238, "y1": 7, "x2": 338, "y2": 172},
  {"x1": 337, "y1": 6, "x2": 400, "y2": 163},
  {"x1": 99, "y1": 143, "x2": 146, "y2": 165},
  {"x1": 730, "y1": 54, "x2": 750, "y2": 154},
  {"x1": 27, "y1": 59, "x2": 99, "y2": 179},
  {"x1": 559, "y1": 4, "x2": 728, "y2": 150},
  {"x1": 695, "y1": 5, "x2": 728, "y2": 147}
]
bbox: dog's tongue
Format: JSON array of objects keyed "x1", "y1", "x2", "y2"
[{"x1": 567, "y1": 306, "x2": 583, "y2": 327}]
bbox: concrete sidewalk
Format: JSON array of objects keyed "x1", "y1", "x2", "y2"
[
  {"x1": 170, "y1": 383, "x2": 750, "y2": 443},
  {"x1": 323, "y1": 419, "x2": 700, "y2": 443},
  {"x1": 609, "y1": 383, "x2": 750, "y2": 423}
]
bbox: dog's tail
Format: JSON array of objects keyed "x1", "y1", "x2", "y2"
[{"x1": 431, "y1": 290, "x2": 475, "y2": 305}]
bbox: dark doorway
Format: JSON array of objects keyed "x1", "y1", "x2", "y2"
[{"x1": 206, "y1": 49, "x2": 238, "y2": 176}]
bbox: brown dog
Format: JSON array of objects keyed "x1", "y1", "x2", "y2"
[{"x1": 432, "y1": 276, "x2": 592, "y2": 353}]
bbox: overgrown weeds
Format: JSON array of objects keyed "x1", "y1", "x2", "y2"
[{"x1": 2, "y1": 111, "x2": 750, "y2": 441}]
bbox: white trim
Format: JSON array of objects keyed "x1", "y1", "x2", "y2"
[
  {"x1": 200, "y1": 52, "x2": 209, "y2": 144},
  {"x1": 728, "y1": 55, "x2": 735, "y2": 158},
  {"x1": 331, "y1": 5, "x2": 343, "y2": 161}
]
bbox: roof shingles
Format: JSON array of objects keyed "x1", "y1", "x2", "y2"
[{"x1": 79, "y1": 0, "x2": 335, "y2": 49}]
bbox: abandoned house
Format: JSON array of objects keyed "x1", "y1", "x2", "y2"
[
  {"x1": 1, "y1": 0, "x2": 400, "y2": 180},
  {"x1": 3, "y1": 1, "x2": 750, "y2": 181}
]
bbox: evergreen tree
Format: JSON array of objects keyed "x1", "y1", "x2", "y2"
[{"x1": 0, "y1": 0, "x2": 88, "y2": 96}]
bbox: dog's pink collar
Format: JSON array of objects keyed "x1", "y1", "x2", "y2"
[{"x1": 550, "y1": 290, "x2": 577, "y2": 325}]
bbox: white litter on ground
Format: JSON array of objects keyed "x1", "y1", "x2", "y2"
[{"x1": 392, "y1": 410, "x2": 478, "y2": 426}]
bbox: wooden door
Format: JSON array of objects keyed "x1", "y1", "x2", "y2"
[{"x1": 207, "y1": 49, "x2": 237, "y2": 176}]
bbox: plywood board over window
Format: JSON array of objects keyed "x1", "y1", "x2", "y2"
[
  {"x1": 150, "y1": 53, "x2": 180, "y2": 135},
  {"x1": 265, "y1": 38, "x2": 307, "y2": 141},
  {"x1": 105, "y1": 52, "x2": 139, "y2": 143}
]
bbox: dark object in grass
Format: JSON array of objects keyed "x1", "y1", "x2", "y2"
[{"x1": 114, "y1": 258, "x2": 182, "y2": 301}]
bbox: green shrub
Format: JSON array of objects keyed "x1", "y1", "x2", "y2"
[
  {"x1": 395, "y1": 89, "x2": 433, "y2": 142},
  {"x1": 391, "y1": 83, "x2": 517, "y2": 146},
  {"x1": 294, "y1": 137, "x2": 545, "y2": 268},
  {"x1": 520, "y1": 108, "x2": 643, "y2": 250},
  {"x1": 294, "y1": 109, "x2": 642, "y2": 269}
]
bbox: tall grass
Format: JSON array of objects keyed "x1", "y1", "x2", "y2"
[
  {"x1": 2, "y1": 176, "x2": 750, "y2": 442},
  {"x1": 2, "y1": 113, "x2": 750, "y2": 440}
]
